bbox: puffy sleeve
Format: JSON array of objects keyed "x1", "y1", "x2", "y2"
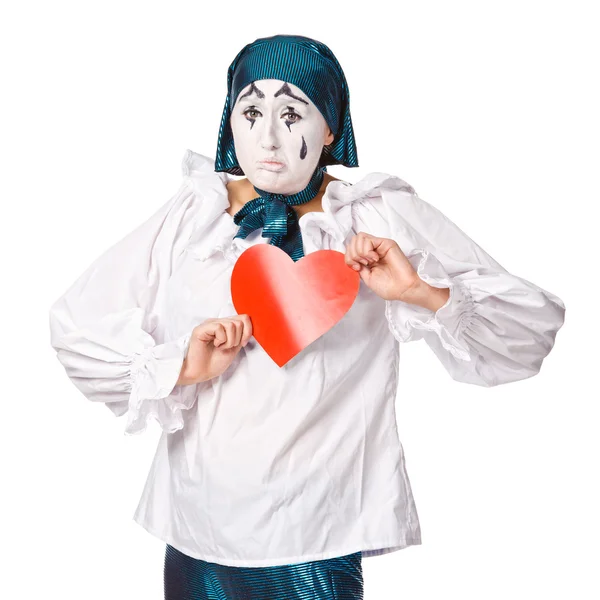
[
  {"x1": 353, "y1": 186, "x2": 566, "y2": 387},
  {"x1": 49, "y1": 154, "x2": 207, "y2": 435}
]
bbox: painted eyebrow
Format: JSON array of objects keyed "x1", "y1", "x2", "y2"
[
  {"x1": 274, "y1": 82, "x2": 309, "y2": 105},
  {"x1": 238, "y1": 82, "x2": 265, "y2": 101}
]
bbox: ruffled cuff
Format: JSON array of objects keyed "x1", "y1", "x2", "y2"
[
  {"x1": 125, "y1": 331, "x2": 195, "y2": 435},
  {"x1": 384, "y1": 249, "x2": 476, "y2": 361}
]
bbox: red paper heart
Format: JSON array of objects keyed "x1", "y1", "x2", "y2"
[{"x1": 231, "y1": 245, "x2": 360, "y2": 367}]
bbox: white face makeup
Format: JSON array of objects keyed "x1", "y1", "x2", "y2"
[{"x1": 230, "y1": 79, "x2": 334, "y2": 195}]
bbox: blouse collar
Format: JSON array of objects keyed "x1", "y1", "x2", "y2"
[{"x1": 181, "y1": 150, "x2": 415, "y2": 263}]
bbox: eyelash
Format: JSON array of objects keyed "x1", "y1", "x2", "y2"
[{"x1": 242, "y1": 108, "x2": 302, "y2": 123}]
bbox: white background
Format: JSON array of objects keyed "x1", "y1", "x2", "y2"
[{"x1": 2, "y1": 1, "x2": 597, "y2": 598}]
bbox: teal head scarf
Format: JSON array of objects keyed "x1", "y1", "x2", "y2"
[{"x1": 215, "y1": 34, "x2": 359, "y2": 261}]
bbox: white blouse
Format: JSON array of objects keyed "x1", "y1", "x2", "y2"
[{"x1": 48, "y1": 149, "x2": 566, "y2": 567}]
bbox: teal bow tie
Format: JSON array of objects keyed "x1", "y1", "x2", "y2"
[{"x1": 233, "y1": 166, "x2": 325, "y2": 262}]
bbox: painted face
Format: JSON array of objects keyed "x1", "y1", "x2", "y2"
[{"x1": 230, "y1": 79, "x2": 334, "y2": 195}]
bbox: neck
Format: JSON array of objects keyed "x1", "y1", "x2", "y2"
[{"x1": 226, "y1": 172, "x2": 339, "y2": 219}]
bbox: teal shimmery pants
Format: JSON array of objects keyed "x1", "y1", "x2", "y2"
[{"x1": 164, "y1": 544, "x2": 364, "y2": 599}]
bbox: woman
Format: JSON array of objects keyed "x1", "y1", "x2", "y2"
[{"x1": 48, "y1": 34, "x2": 566, "y2": 599}]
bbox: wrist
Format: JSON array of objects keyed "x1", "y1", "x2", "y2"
[
  {"x1": 176, "y1": 360, "x2": 197, "y2": 386},
  {"x1": 177, "y1": 359, "x2": 212, "y2": 386},
  {"x1": 397, "y1": 278, "x2": 450, "y2": 312}
]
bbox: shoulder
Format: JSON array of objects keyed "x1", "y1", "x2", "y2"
[
  {"x1": 347, "y1": 171, "x2": 424, "y2": 236},
  {"x1": 182, "y1": 149, "x2": 217, "y2": 177},
  {"x1": 175, "y1": 150, "x2": 233, "y2": 246},
  {"x1": 181, "y1": 149, "x2": 229, "y2": 190},
  {"x1": 178, "y1": 148, "x2": 231, "y2": 212}
]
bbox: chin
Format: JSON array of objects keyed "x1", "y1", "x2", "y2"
[{"x1": 251, "y1": 170, "x2": 295, "y2": 194}]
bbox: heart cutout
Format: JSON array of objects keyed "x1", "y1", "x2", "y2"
[{"x1": 231, "y1": 245, "x2": 360, "y2": 367}]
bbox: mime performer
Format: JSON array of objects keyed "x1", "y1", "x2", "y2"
[{"x1": 49, "y1": 34, "x2": 566, "y2": 600}]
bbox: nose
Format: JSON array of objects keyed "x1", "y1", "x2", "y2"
[{"x1": 260, "y1": 114, "x2": 281, "y2": 151}]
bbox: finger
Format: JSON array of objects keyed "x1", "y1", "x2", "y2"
[
  {"x1": 219, "y1": 315, "x2": 250, "y2": 347},
  {"x1": 357, "y1": 234, "x2": 376, "y2": 263},
  {"x1": 232, "y1": 319, "x2": 243, "y2": 347},
  {"x1": 221, "y1": 320, "x2": 238, "y2": 349},
  {"x1": 228, "y1": 314, "x2": 253, "y2": 347},
  {"x1": 358, "y1": 233, "x2": 382, "y2": 263},
  {"x1": 345, "y1": 236, "x2": 362, "y2": 270},
  {"x1": 239, "y1": 314, "x2": 253, "y2": 346},
  {"x1": 353, "y1": 235, "x2": 369, "y2": 266},
  {"x1": 360, "y1": 238, "x2": 380, "y2": 262},
  {"x1": 230, "y1": 319, "x2": 247, "y2": 349},
  {"x1": 350, "y1": 233, "x2": 372, "y2": 267},
  {"x1": 362, "y1": 232, "x2": 390, "y2": 262},
  {"x1": 212, "y1": 323, "x2": 227, "y2": 347}
]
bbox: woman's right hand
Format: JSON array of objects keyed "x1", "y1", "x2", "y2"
[{"x1": 176, "y1": 315, "x2": 253, "y2": 385}]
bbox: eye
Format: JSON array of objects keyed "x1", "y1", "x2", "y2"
[
  {"x1": 283, "y1": 111, "x2": 302, "y2": 123},
  {"x1": 243, "y1": 108, "x2": 262, "y2": 120}
]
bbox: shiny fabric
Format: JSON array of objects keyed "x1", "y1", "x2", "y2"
[
  {"x1": 233, "y1": 165, "x2": 326, "y2": 261},
  {"x1": 48, "y1": 149, "x2": 566, "y2": 566},
  {"x1": 215, "y1": 34, "x2": 359, "y2": 175},
  {"x1": 164, "y1": 544, "x2": 363, "y2": 600}
]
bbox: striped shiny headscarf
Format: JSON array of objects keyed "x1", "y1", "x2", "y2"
[
  {"x1": 215, "y1": 34, "x2": 359, "y2": 174},
  {"x1": 215, "y1": 34, "x2": 359, "y2": 261}
]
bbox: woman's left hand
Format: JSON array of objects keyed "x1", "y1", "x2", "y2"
[{"x1": 344, "y1": 232, "x2": 421, "y2": 302}]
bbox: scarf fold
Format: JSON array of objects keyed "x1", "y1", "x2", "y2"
[{"x1": 233, "y1": 165, "x2": 325, "y2": 262}]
